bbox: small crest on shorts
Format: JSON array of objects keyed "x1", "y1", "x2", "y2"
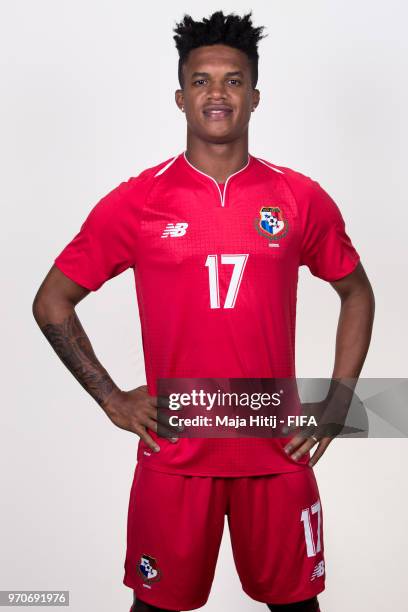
[
  {"x1": 137, "y1": 553, "x2": 161, "y2": 583},
  {"x1": 254, "y1": 206, "x2": 289, "y2": 241}
]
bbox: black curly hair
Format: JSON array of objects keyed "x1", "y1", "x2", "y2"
[{"x1": 173, "y1": 11, "x2": 267, "y2": 89}]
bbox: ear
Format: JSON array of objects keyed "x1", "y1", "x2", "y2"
[
  {"x1": 175, "y1": 89, "x2": 185, "y2": 112},
  {"x1": 252, "y1": 88, "x2": 260, "y2": 111}
]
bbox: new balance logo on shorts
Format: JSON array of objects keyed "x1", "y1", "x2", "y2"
[
  {"x1": 161, "y1": 222, "x2": 189, "y2": 238},
  {"x1": 310, "y1": 560, "x2": 325, "y2": 581}
]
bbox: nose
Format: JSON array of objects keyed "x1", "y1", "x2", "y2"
[{"x1": 207, "y1": 80, "x2": 227, "y2": 100}]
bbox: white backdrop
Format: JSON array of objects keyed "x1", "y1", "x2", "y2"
[{"x1": 1, "y1": 1, "x2": 407, "y2": 611}]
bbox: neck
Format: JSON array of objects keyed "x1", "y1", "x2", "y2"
[{"x1": 185, "y1": 132, "x2": 249, "y2": 183}]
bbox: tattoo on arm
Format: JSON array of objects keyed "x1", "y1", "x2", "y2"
[{"x1": 40, "y1": 311, "x2": 117, "y2": 407}]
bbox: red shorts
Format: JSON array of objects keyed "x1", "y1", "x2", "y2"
[{"x1": 123, "y1": 465, "x2": 325, "y2": 610}]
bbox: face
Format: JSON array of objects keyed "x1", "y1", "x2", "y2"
[{"x1": 175, "y1": 44, "x2": 260, "y2": 144}]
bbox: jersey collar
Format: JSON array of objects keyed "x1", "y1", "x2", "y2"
[{"x1": 181, "y1": 151, "x2": 253, "y2": 207}]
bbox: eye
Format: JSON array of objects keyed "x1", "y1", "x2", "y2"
[
  {"x1": 193, "y1": 79, "x2": 208, "y2": 86},
  {"x1": 228, "y1": 79, "x2": 242, "y2": 86}
]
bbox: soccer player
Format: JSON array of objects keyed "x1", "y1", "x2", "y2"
[{"x1": 32, "y1": 11, "x2": 375, "y2": 612}]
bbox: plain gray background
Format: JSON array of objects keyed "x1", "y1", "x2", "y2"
[{"x1": 1, "y1": 1, "x2": 407, "y2": 610}]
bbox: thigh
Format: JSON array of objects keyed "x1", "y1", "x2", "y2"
[
  {"x1": 123, "y1": 465, "x2": 227, "y2": 610},
  {"x1": 228, "y1": 468, "x2": 325, "y2": 605},
  {"x1": 267, "y1": 595, "x2": 320, "y2": 611}
]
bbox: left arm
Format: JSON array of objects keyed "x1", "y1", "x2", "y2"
[
  {"x1": 284, "y1": 261, "x2": 375, "y2": 466},
  {"x1": 330, "y1": 261, "x2": 375, "y2": 379}
]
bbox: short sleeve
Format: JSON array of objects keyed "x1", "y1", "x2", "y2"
[
  {"x1": 299, "y1": 179, "x2": 360, "y2": 281},
  {"x1": 54, "y1": 178, "x2": 143, "y2": 291}
]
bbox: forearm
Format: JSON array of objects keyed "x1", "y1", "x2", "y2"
[
  {"x1": 33, "y1": 298, "x2": 120, "y2": 408},
  {"x1": 328, "y1": 286, "x2": 375, "y2": 404},
  {"x1": 333, "y1": 286, "x2": 374, "y2": 376},
  {"x1": 298, "y1": 287, "x2": 375, "y2": 443}
]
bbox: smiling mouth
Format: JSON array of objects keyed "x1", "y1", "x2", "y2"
[{"x1": 203, "y1": 108, "x2": 233, "y2": 120}]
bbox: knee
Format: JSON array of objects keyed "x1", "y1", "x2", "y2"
[{"x1": 267, "y1": 595, "x2": 320, "y2": 612}]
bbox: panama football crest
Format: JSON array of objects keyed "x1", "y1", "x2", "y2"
[
  {"x1": 255, "y1": 206, "x2": 289, "y2": 241},
  {"x1": 137, "y1": 553, "x2": 161, "y2": 583}
]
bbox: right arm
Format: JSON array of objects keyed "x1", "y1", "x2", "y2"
[{"x1": 32, "y1": 265, "x2": 164, "y2": 452}]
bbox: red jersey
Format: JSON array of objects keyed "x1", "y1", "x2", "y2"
[{"x1": 54, "y1": 152, "x2": 360, "y2": 476}]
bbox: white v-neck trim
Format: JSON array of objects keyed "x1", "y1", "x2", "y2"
[{"x1": 183, "y1": 151, "x2": 251, "y2": 207}]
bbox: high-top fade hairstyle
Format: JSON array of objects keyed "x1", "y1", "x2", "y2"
[{"x1": 173, "y1": 11, "x2": 267, "y2": 89}]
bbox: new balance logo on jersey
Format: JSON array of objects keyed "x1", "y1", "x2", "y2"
[
  {"x1": 310, "y1": 560, "x2": 325, "y2": 581},
  {"x1": 161, "y1": 222, "x2": 189, "y2": 238}
]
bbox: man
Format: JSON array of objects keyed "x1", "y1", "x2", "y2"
[{"x1": 32, "y1": 11, "x2": 375, "y2": 612}]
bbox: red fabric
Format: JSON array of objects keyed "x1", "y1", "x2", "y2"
[
  {"x1": 123, "y1": 464, "x2": 325, "y2": 609},
  {"x1": 54, "y1": 152, "x2": 360, "y2": 476}
]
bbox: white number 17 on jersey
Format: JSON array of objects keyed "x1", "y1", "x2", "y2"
[{"x1": 205, "y1": 254, "x2": 249, "y2": 309}]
